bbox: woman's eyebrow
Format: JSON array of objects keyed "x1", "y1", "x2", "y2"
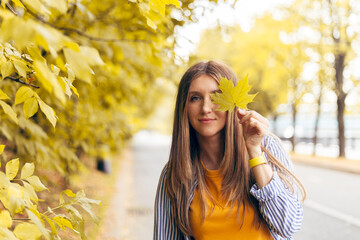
[{"x1": 188, "y1": 90, "x2": 221, "y2": 95}]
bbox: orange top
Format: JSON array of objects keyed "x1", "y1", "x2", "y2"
[{"x1": 189, "y1": 163, "x2": 272, "y2": 240}]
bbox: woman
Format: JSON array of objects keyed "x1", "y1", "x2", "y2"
[{"x1": 154, "y1": 60, "x2": 305, "y2": 240}]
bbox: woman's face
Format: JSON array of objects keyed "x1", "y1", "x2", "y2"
[{"x1": 187, "y1": 75, "x2": 227, "y2": 138}]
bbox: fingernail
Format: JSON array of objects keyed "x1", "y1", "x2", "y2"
[{"x1": 239, "y1": 108, "x2": 245, "y2": 114}]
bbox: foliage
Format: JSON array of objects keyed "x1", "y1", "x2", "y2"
[
  {"x1": 0, "y1": 0, "x2": 186, "y2": 176},
  {"x1": 0, "y1": 145, "x2": 100, "y2": 239},
  {"x1": 210, "y1": 75, "x2": 257, "y2": 113}
]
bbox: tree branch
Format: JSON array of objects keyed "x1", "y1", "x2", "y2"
[
  {"x1": 17, "y1": 0, "x2": 151, "y2": 43},
  {"x1": 3, "y1": 75, "x2": 40, "y2": 89}
]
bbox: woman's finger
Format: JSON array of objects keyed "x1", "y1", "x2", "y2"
[{"x1": 238, "y1": 109, "x2": 269, "y2": 127}]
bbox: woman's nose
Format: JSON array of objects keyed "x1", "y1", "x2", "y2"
[{"x1": 202, "y1": 97, "x2": 213, "y2": 113}]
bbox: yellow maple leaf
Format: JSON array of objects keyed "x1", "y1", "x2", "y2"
[{"x1": 210, "y1": 75, "x2": 257, "y2": 113}]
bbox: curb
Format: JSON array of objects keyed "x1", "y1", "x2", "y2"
[{"x1": 291, "y1": 153, "x2": 360, "y2": 175}]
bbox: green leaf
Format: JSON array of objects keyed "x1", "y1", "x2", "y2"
[
  {"x1": 21, "y1": 162, "x2": 35, "y2": 179},
  {"x1": 1, "y1": 61, "x2": 13, "y2": 79},
  {"x1": 13, "y1": 60, "x2": 28, "y2": 79},
  {"x1": 0, "y1": 210, "x2": 12, "y2": 228},
  {"x1": 23, "y1": 97, "x2": 39, "y2": 118},
  {"x1": 37, "y1": 99, "x2": 57, "y2": 127},
  {"x1": 5, "y1": 158, "x2": 19, "y2": 180},
  {"x1": 14, "y1": 222, "x2": 42, "y2": 240},
  {"x1": 0, "y1": 100, "x2": 18, "y2": 124},
  {"x1": 0, "y1": 89, "x2": 10, "y2": 100},
  {"x1": 26, "y1": 176, "x2": 48, "y2": 192},
  {"x1": 15, "y1": 86, "x2": 34, "y2": 105},
  {"x1": 209, "y1": 76, "x2": 257, "y2": 113}
]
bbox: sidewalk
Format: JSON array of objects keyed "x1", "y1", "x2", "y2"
[{"x1": 291, "y1": 153, "x2": 360, "y2": 175}]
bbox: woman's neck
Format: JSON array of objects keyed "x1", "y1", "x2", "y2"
[{"x1": 197, "y1": 132, "x2": 225, "y2": 170}]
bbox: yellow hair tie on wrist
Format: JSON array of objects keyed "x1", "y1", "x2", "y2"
[{"x1": 248, "y1": 154, "x2": 267, "y2": 168}]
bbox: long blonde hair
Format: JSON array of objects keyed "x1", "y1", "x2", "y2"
[{"x1": 166, "y1": 60, "x2": 305, "y2": 236}]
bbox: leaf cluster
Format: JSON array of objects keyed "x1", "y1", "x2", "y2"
[{"x1": 0, "y1": 145, "x2": 100, "y2": 240}]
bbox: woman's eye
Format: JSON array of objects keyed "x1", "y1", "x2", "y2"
[{"x1": 190, "y1": 96, "x2": 200, "y2": 102}]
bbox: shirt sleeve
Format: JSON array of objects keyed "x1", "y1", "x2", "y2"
[
  {"x1": 250, "y1": 135, "x2": 303, "y2": 239},
  {"x1": 154, "y1": 164, "x2": 185, "y2": 240}
]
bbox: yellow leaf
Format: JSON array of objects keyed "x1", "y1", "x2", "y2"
[
  {"x1": 25, "y1": 209, "x2": 50, "y2": 240},
  {"x1": 37, "y1": 99, "x2": 57, "y2": 127},
  {"x1": 12, "y1": 0, "x2": 24, "y2": 8},
  {"x1": 33, "y1": 60, "x2": 66, "y2": 104},
  {"x1": 146, "y1": 17, "x2": 157, "y2": 30},
  {"x1": 0, "y1": 227, "x2": 18, "y2": 240},
  {"x1": 209, "y1": 76, "x2": 257, "y2": 113},
  {"x1": 62, "y1": 189, "x2": 76, "y2": 197},
  {"x1": 14, "y1": 222, "x2": 42, "y2": 240},
  {"x1": 0, "y1": 210, "x2": 12, "y2": 228},
  {"x1": 13, "y1": 60, "x2": 28, "y2": 78},
  {"x1": 21, "y1": 162, "x2": 35, "y2": 179},
  {"x1": 15, "y1": 86, "x2": 34, "y2": 105},
  {"x1": 53, "y1": 216, "x2": 74, "y2": 230},
  {"x1": 7, "y1": 184, "x2": 23, "y2": 198},
  {"x1": 22, "y1": 181, "x2": 38, "y2": 203},
  {"x1": 0, "y1": 172, "x2": 10, "y2": 189},
  {"x1": 0, "y1": 145, "x2": 5, "y2": 154},
  {"x1": 42, "y1": 0, "x2": 67, "y2": 14},
  {"x1": 1, "y1": 0, "x2": 9, "y2": 8},
  {"x1": 6, "y1": 158, "x2": 19, "y2": 180},
  {"x1": 26, "y1": 176, "x2": 48, "y2": 192},
  {"x1": 80, "y1": 46, "x2": 105, "y2": 66},
  {"x1": 42, "y1": 215, "x2": 57, "y2": 235},
  {"x1": 70, "y1": 86, "x2": 79, "y2": 97},
  {"x1": 0, "y1": 89, "x2": 9, "y2": 100},
  {"x1": 64, "y1": 42, "x2": 80, "y2": 52},
  {"x1": 23, "y1": 97, "x2": 39, "y2": 118},
  {"x1": 63, "y1": 48, "x2": 93, "y2": 84},
  {"x1": 1, "y1": 61, "x2": 13, "y2": 79}
]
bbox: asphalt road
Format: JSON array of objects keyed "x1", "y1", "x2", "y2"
[
  {"x1": 105, "y1": 134, "x2": 360, "y2": 239},
  {"x1": 293, "y1": 163, "x2": 360, "y2": 239}
]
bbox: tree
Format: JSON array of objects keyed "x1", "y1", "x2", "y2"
[{"x1": 285, "y1": 0, "x2": 360, "y2": 157}]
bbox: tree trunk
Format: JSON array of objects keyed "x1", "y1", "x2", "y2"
[
  {"x1": 334, "y1": 52, "x2": 346, "y2": 158},
  {"x1": 313, "y1": 86, "x2": 322, "y2": 156}
]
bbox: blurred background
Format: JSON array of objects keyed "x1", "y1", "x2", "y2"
[{"x1": 0, "y1": 0, "x2": 360, "y2": 239}]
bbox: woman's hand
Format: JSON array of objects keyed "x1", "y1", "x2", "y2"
[{"x1": 237, "y1": 108, "x2": 269, "y2": 158}]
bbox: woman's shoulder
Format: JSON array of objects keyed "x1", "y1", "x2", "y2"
[
  {"x1": 261, "y1": 133, "x2": 282, "y2": 148},
  {"x1": 158, "y1": 162, "x2": 169, "y2": 184}
]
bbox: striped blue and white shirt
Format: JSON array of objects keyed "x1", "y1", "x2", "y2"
[{"x1": 154, "y1": 135, "x2": 303, "y2": 240}]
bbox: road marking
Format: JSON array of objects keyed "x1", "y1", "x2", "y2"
[{"x1": 305, "y1": 200, "x2": 360, "y2": 228}]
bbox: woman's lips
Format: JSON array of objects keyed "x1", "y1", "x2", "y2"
[{"x1": 199, "y1": 118, "x2": 215, "y2": 123}]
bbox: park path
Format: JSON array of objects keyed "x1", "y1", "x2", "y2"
[{"x1": 96, "y1": 132, "x2": 169, "y2": 240}]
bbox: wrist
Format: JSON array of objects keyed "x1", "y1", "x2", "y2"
[
  {"x1": 248, "y1": 154, "x2": 267, "y2": 169},
  {"x1": 247, "y1": 148, "x2": 262, "y2": 159}
]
